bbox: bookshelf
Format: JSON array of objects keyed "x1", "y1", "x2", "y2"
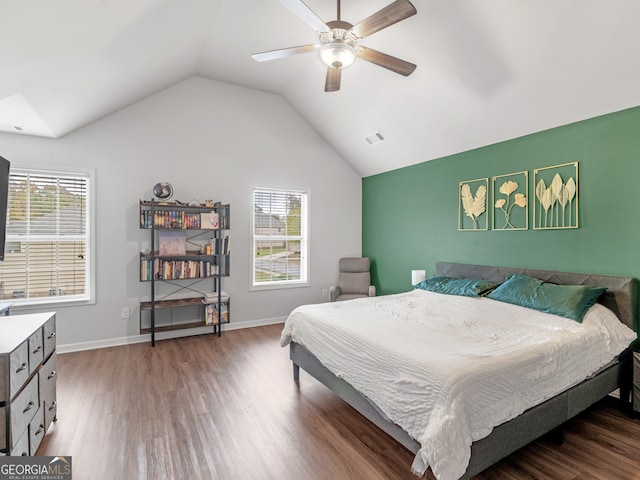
[{"x1": 139, "y1": 200, "x2": 230, "y2": 346}]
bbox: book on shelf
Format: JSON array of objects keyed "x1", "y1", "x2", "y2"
[
  {"x1": 159, "y1": 231, "x2": 187, "y2": 256},
  {"x1": 201, "y1": 212, "x2": 219, "y2": 229},
  {"x1": 139, "y1": 259, "x2": 217, "y2": 280},
  {"x1": 207, "y1": 236, "x2": 231, "y2": 255},
  {"x1": 139, "y1": 208, "x2": 202, "y2": 229}
]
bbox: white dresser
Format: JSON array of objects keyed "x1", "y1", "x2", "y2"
[{"x1": 0, "y1": 312, "x2": 57, "y2": 456}]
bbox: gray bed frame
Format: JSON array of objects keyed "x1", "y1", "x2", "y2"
[{"x1": 289, "y1": 262, "x2": 637, "y2": 479}]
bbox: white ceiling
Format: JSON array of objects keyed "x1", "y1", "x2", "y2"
[{"x1": 2, "y1": 0, "x2": 640, "y2": 177}]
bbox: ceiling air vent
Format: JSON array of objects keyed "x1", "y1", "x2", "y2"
[{"x1": 364, "y1": 132, "x2": 385, "y2": 145}]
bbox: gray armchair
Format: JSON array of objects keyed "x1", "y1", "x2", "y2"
[{"x1": 329, "y1": 257, "x2": 376, "y2": 302}]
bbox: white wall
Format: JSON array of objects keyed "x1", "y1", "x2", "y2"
[{"x1": 0, "y1": 76, "x2": 362, "y2": 351}]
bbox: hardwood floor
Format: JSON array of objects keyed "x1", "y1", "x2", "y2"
[{"x1": 38, "y1": 324, "x2": 640, "y2": 480}]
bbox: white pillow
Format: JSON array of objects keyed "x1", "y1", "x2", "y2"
[{"x1": 581, "y1": 303, "x2": 637, "y2": 355}]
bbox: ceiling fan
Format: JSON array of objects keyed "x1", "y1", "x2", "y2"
[{"x1": 252, "y1": 0, "x2": 417, "y2": 92}]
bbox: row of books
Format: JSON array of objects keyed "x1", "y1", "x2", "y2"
[
  {"x1": 140, "y1": 259, "x2": 220, "y2": 281},
  {"x1": 203, "y1": 236, "x2": 231, "y2": 255},
  {"x1": 140, "y1": 210, "x2": 224, "y2": 230},
  {"x1": 205, "y1": 302, "x2": 229, "y2": 325}
]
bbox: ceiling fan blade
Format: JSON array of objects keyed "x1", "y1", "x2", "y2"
[
  {"x1": 350, "y1": 0, "x2": 416, "y2": 39},
  {"x1": 280, "y1": 0, "x2": 330, "y2": 32},
  {"x1": 252, "y1": 44, "x2": 319, "y2": 62},
  {"x1": 357, "y1": 46, "x2": 416, "y2": 76},
  {"x1": 325, "y1": 68, "x2": 341, "y2": 92}
]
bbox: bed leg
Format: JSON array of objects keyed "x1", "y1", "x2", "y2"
[
  {"x1": 293, "y1": 363, "x2": 300, "y2": 382},
  {"x1": 544, "y1": 426, "x2": 564, "y2": 445},
  {"x1": 619, "y1": 350, "x2": 633, "y2": 414},
  {"x1": 620, "y1": 383, "x2": 631, "y2": 412}
]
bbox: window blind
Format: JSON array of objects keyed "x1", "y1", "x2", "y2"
[
  {"x1": 0, "y1": 169, "x2": 90, "y2": 304},
  {"x1": 252, "y1": 187, "x2": 308, "y2": 287}
]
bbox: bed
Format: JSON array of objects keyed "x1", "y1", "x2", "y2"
[{"x1": 281, "y1": 262, "x2": 638, "y2": 480}]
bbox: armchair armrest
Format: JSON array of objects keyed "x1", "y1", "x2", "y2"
[
  {"x1": 329, "y1": 285, "x2": 341, "y2": 302},
  {"x1": 368, "y1": 285, "x2": 376, "y2": 297}
]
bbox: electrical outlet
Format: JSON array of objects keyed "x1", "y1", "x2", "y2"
[
  {"x1": 322, "y1": 289, "x2": 328, "y2": 298},
  {"x1": 121, "y1": 307, "x2": 130, "y2": 319}
]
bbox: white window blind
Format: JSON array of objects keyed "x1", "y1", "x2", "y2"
[
  {"x1": 251, "y1": 187, "x2": 309, "y2": 288},
  {"x1": 0, "y1": 168, "x2": 92, "y2": 305}
]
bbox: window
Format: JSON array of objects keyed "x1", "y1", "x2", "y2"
[
  {"x1": 251, "y1": 186, "x2": 309, "y2": 289},
  {"x1": 0, "y1": 166, "x2": 95, "y2": 306}
]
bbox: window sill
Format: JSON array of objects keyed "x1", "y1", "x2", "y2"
[
  {"x1": 7, "y1": 296, "x2": 96, "y2": 311},
  {"x1": 250, "y1": 281, "x2": 310, "y2": 292}
]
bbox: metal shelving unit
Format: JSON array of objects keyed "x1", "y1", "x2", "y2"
[{"x1": 139, "y1": 200, "x2": 230, "y2": 346}]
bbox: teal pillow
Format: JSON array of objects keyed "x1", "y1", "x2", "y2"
[
  {"x1": 414, "y1": 276, "x2": 499, "y2": 297},
  {"x1": 486, "y1": 274, "x2": 607, "y2": 322}
]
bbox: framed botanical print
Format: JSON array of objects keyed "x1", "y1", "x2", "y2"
[
  {"x1": 459, "y1": 178, "x2": 488, "y2": 231},
  {"x1": 533, "y1": 162, "x2": 578, "y2": 230},
  {"x1": 492, "y1": 171, "x2": 528, "y2": 231}
]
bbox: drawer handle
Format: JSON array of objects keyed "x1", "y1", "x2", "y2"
[
  {"x1": 47, "y1": 332, "x2": 56, "y2": 339},
  {"x1": 35, "y1": 424, "x2": 45, "y2": 435},
  {"x1": 23, "y1": 401, "x2": 35, "y2": 413},
  {"x1": 21, "y1": 452, "x2": 28, "y2": 456},
  {"x1": 33, "y1": 345, "x2": 42, "y2": 354},
  {"x1": 16, "y1": 362, "x2": 27, "y2": 373},
  {"x1": 48, "y1": 401, "x2": 57, "y2": 411},
  {"x1": 48, "y1": 370, "x2": 57, "y2": 380}
]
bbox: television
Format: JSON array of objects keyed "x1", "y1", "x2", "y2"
[{"x1": 0, "y1": 156, "x2": 9, "y2": 261}]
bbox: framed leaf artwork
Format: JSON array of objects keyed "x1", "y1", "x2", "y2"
[
  {"x1": 533, "y1": 162, "x2": 578, "y2": 230},
  {"x1": 492, "y1": 171, "x2": 528, "y2": 231},
  {"x1": 459, "y1": 178, "x2": 488, "y2": 231}
]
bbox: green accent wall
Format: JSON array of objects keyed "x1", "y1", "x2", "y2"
[{"x1": 363, "y1": 106, "x2": 640, "y2": 299}]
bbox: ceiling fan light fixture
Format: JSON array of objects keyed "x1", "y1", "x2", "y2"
[
  {"x1": 319, "y1": 41, "x2": 356, "y2": 69},
  {"x1": 253, "y1": 0, "x2": 418, "y2": 91}
]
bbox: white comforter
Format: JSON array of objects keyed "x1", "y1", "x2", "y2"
[{"x1": 280, "y1": 290, "x2": 636, "y2": 480}]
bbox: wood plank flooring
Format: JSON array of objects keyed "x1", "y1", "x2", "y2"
[{"x1": 38, "y1": 324, "x2": 640, "y2": 480}]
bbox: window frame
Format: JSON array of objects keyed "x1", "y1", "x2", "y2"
[
  {"x1": 0, "y1": 163, "x2": 96, "y2": 308},
  {"x1": 250, "y1": 184, "x2": 310, "y2": 291}
]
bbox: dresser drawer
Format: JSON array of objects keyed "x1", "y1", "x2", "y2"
[
  {"x1": 9, "y1": 342, "x2": 29, "y2": 400},
  {"x1": 29, "y1": 404, "x2": 45, "y2": 455},
  {"x1": 43, "y1": 316, "x2": 56, "y2": 359},
  {"x1": 28, "y1": 329, "x2": 44, "y2": 375},
  {"x1": 0, "y1": 406, "x2": 5, "y2": 451},
  {"x1": 10, "y1": 428, "x2": 29, "y2": 456},
  {"x1": 11, "y1": 430, "x2": 29, "y2": 457},
  {"x1": 39, "y1": 354, "x2": 57, "y2": 429},
  {"x1": 10, "y1": 374, "x2": 39, "y2": 451},
  {"x1": 0, "y1": 357, "x2": 6, "y2": 402}
]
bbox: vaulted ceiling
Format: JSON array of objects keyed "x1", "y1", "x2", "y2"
[{"x1": 2, "y1": 0, "x2": 640, "y2": 176}]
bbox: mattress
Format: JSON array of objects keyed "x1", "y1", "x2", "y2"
[{"x1": 280, "y1": 290, "x2": 636, "y2": 480}]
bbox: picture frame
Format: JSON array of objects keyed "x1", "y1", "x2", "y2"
[
  {"x1": 459, "y1": 178, "x2": 488, "y2": 231},
  {"x1": 158, "y1": 230, "x2": 187, "y2": 255},
  {"x1": 533, "y1": 162, "x2": 578, "y2": 230},
  {"x1": 492, "y1": 171, "x2": 528, "y2": 231}
]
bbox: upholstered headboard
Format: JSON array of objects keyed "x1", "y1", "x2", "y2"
[{"x1": 436, "y1": 262, "x2": 638, "y2": 331}]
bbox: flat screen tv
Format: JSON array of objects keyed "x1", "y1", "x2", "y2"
[{"x1": 0, "y1": 156, "x2": 10, "y2": 261}]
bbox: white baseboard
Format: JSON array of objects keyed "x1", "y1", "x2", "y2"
[{"x1": 57, "y1": 316, "x2": 287, "y2": 353}]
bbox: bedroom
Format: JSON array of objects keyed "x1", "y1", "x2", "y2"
[{"x1": 1, "y1": 0, "x2": 639, "y2": 478}]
